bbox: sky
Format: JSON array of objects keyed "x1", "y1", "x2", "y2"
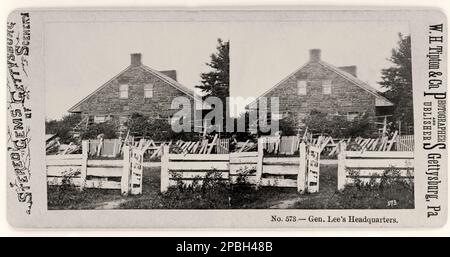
[{"x1": 45, "y1": 21, "x2": 409, "y2": 120}]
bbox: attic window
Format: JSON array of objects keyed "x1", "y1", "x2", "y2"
[
  {"x1": 119, "y1": 115, "x2": 128, "y2": 125},
  {"x1": 323, "y1": 80, "x2": 332, "y2": 94},
  {"x1": 144, "y1": 84, "x2": 153, "y2": 98},
  {"x1": 94, "y1": 115, "x2": 107, "y2": 124},
  {"x1": 119, "y1": 84, "x2": 129, "y2": 99},
  {"x1": 297, "y1": 80, "x2": 307, "y2": 95}
]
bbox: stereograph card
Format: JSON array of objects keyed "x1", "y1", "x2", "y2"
[{"x1": 6, "y1": 8, "x2": 448, "y2": 228}]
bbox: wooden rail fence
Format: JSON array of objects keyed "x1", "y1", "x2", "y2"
[
  {"x1": 337, "y1": 142, "x2": 414, "y2": 190},
  {"x1": 87, "y1": 139, "x2": 122, "y2": 157},
  {"x1": 161, "y1": 139, "x2": 314, "y2": 193},
  {"x1": 47, "y1": 141, "x2": 143, "y2": 195},
  {"x1": 396, "y1": 135, "x2": 414, "y2": 151}
]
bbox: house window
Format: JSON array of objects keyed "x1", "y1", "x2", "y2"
[
  {"x1": 323, "y1": 80, "x2": 332, "y2": 94},
  {"x1": 297, "y1": 80, "x2": 307, "y2": 95},
  {"x1": 94, "y1": 115, "x2": 107, "y2": 124},
  {"x1": 119, "y1": 84, "x2": 128, "y2": 99},
  {"x1": 119, "y1": 115, "x2": 128, "y2": 125},
  {"x1": 347, "y1": 112, "x2": 359, "y2": 121},
  {"x1": 144, "y1": 84, "x2": 153, "y2": 98}
]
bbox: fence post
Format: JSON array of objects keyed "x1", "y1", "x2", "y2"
[
  {"x1": 255, "y1": 137, "x2": 264, "y2": 188},
  {"x1": 96, "y1": 137, "x2": 103, "y2": 157},
  {"x1": 297, "y1": 142, "x2": 307, "y2": 193},
  {"x1": 337, "y1": 142, "x2": 347, "y2": 190},
  {"x1": 160, "y1": 145, "x2": 170, "y2": 193},
  {"x1": 80, "y1": 140, "x2": 88, "y2": 191},
  {"x1": 121, "y1": 145, "x2": 130, "y2": 195}
]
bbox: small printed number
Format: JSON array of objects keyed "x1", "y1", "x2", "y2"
[{"x1": 285, "y1": 216, "x2": 297, "y2": 222}]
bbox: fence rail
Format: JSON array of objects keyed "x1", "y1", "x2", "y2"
[
  {"x1": 396, "y1": 135, "x2": 414, "y2": 151},
  {"x1": 160, "y1": 139, "x2": 311, "y2": 193},
  {"x1": 46, "y1": 141, "x2": 143, "y2": 195},
  {"x1": 337, "y1": 142, "x2": 414, "y2": 190}
]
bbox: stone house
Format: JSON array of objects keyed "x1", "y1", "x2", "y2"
[
  {"x1": 247, "y1": 49, "x2": 394, "y2": 131},
  {"x1": 68, "y1": 53, "x2": 206, "y2": 132}
]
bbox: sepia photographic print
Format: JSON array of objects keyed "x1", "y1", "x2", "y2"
[{"x1": 6, "y1": 8, "x2": 447, "y2": 228}]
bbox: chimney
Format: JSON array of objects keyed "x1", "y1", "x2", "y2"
[
  {"x1": 309, "y1": 49, "x2": 321, "y2": 62},
  {"x1": 130, "y1": 53, "x2": 142, "y2": 67},
  {"x1": 159, "y1": 70, "x2": 177, "y2": 81},
  {"x1": 339, "y1": 65, "x2": 357, "y2": 77}
]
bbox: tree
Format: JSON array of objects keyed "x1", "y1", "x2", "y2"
[
  {"x1": 196, "y1": 38, "x2": 230, "y2": 101},
  {"x1": 196, "y1": 39, "x2": 230, "y2": 131},
  {"x1": 378, "y1": 34, "x2": 413, "y2": 132},
  {"x1": 126, "y1": 113, "x2": 198, "y2": 141},
  {"x1": 80, "y1": 121, "x2": 119, "y2": 140},
  {"x1": 126, "y1": 113, "x2": 173, "y2": 141},
  {"x1": 278, "y1": 117, "x2": 297, "y2": 136},
  {"x1": 45, "y1": 113, "x2": 82, "y2": 143},
  {"x1": 303, "y1": 110, "x2": 374, "y2": 138}
]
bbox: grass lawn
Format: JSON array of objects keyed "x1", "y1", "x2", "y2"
[
  {"x1": 48, "y1": 186, "x2": 124, "y2": 210},
  {"x1": 292, "y1": 165, "x2": 414, "y2": 209},
  {"x1": 47, "y1": 164, "x2": 414, "y2": 210}
]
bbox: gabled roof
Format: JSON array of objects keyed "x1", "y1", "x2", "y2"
[
  {"x1": 246, "y1": 63, "x2": 308, "y2": 110},
  {"x1": 45, "y1": 134, "x2": 57, "y2": 142},
  {"x1": 317, "y1": 61, "x2": 393, "y2": 106},
  {"x1": 68, "y1": 65, "x2": 203, "y2": 113},
  {"x1": 141, "y1": 65, "x2": 196, "y2": 98},
  {"x1": 142, "y1": 65, "x2": 212, "y2": 109},
  {"x1": 247, "y1": 60, "x2": 393, "y2": 109}
]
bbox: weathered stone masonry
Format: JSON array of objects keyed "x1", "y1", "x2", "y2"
[
  {"x1": 248, "y1": 49, "x2": 393, "y2": 126},
  {"x1": 69, "y1": 53, "x2": 198, "y2": 124}
]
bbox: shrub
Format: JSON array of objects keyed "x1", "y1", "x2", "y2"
[
  {"x1": 337, "y1": 167, "x2": 414, "y2": 209},
  {"x1": 45, "y1": 113, "x2": 82, "y2": 143},
  {"x1": 233, "y1": 167, "x2": 256, "y2": 187},
  {"x1": 80, "y1": 120, "x2": 119, "y2": 139},
  {"x1": 277, "y1": 116, "x2": 298, "y2": 136},
  {"x1": 127, "y1": 112, "x2": 198, "y2": 141},
  {"x1": 303, "y1": 109, "x2": 374, "y2": 137},
  {"x1": 47, "y1": 172, "x2": 82, "y2": 209},
  {"x1": 162, "y1": 170, "x2": 230, "y2": 209}
]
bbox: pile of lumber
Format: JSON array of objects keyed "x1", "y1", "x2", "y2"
[
  {"x1": 300, "y1": 129, "x2": 402, "y2": 156},
  {"x1": 131, "y1": 139, "x2": 171, "y2": 159},
  {"x1": 259, "y1": 135, "x2": 302, "y2": 155},
  {"x1": 233, "y1": 139, "x2": 257, "y2": 153},
  {"x1": 58, "y1": 142, "x2": 80, "y2": 155},
  {"x1": 171, "y1": 134, "x2": 220, "y2": 154},
  {"x1": 327, "y1": 131, "x2": 399, "y2": 156},
  {"x1": 310, "y1": 135, "x2": 332, "y2": 153},
  {"x1": 46, "y1": 139, "x2": 80, "y2": 155},
  {"x1": 46, "y1": 137, "x2": 61, "y2": 154}
]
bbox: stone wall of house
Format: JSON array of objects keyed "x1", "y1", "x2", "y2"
[
  {"x1": 77, "y1": 66, "x2": 196, "y2": 121},
  {"x1": 261, "y1": 62, "x2": 377, "y2": 124}
]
